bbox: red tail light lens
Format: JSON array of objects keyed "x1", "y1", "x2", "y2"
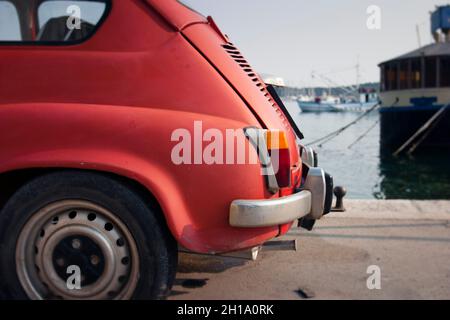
[{"x1": 265, "y1": 130, "x2": 291, "y2": 188}]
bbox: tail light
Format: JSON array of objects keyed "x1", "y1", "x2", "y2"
[
  {"x1": 265, "y1": 130, "x2": 291, "y2": 188},
  {"x1": 244, "y1": 128, "x2": 292, "y2": 192}
]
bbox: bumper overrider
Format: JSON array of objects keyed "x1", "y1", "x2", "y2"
[{"x1": 229, "y1": 147, "x2": 333, "y2": 228}]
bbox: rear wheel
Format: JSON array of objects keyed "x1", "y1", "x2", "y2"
[{"x1": 0, "y1": 171, "x2": 177, "y2": 300}]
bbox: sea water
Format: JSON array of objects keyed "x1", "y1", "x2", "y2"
[{"x1": 283, "y1": 99, "x2": 450, "y2": 199}]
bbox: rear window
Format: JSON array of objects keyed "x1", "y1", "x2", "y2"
[
  {"x1": 0, "y1": 1, "x2": 21, "y2": 41},
  {"x1": 0, "y1": 0, "x2": 110, "y2": 44}
]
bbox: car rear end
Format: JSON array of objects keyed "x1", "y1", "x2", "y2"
[{"x1": 148, "y1": 0, "x2": 333, "y2": 238}]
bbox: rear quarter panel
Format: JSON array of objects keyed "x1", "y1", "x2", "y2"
[{"x1": 0, "y1": 103, "x2": 279, "y2": 253}]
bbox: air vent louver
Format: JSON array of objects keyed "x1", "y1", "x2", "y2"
[{"x1": 221, "y1": 43, "x2": 291, "y2": 130}]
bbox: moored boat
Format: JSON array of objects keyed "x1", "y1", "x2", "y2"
[
  {"x1": 298, "y1": 91, "x2": 378, "y2": 113},
  {"x1": 297, "y1": 99, "x2": 340, "y2": 112},
  {"x1": 378, "y1": 5, "x2": 450, "y2": 151}
]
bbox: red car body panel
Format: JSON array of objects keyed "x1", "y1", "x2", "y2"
[
  {"x1": 182, "y1": 24, "x2": 301, "y2": 167},
  {"x1": 145, "y1": 0, "x2": 207, "y2": 31},
  {"x1": 0, "y1": 0, "x2": 301, "y2": 253}
]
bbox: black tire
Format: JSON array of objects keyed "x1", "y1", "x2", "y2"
[{"x1": 0, "y1": 170, "x2": 177, "y2": 300}]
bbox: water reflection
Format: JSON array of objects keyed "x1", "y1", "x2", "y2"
[
  {"x1": 376, "y1": 151, "x2": 450, "y2": 199},
  {"x1": 283, "y1": 99, "x2": 450, "y2": 199}
]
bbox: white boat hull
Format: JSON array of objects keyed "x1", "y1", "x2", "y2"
[
  {"x1": 297, "y1": 100, "x2": 377, "y2": 113},
  {"x1": 333, "y1": 102, "x2": 378, "y2": 112},
  {"x1": 297, "y1": 101, "x2": 339, "y2": 112}
]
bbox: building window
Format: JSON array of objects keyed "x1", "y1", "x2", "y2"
[
  {"x1": 410, "y1": 58, "x2": 422, "y2": 89},
  {"x1": 399, "y1": 60, "x2": 409, "y2": 90},
  {"x1": 424, "y1": 57, "x2": 437, "y2": 88},
  {"x1": 0, "y1": 0, "x2": 110, "y2": 44},
  {"x1": 385, "y1": 62, "x2": 398, "y2": 91},
  {"x1": 440, "y1": 56, "x2": 450, "y2": 87}
]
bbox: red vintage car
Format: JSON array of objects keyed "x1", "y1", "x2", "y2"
[{"x1": 0, "y1": 0, "x2": 332, "y2": 299}]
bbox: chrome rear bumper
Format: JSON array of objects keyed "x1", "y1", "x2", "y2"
[{"x1": 229, "y1": 167, "x2": 329, "y2": 228}]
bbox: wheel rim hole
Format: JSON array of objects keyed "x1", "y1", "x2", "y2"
[
  {"x1": 87, "y1": 213, "x2": 97, "y2": 221},
  {"x1": 118, "y1": 275, "x2": 127, "y2": 284},
  {"x1": 68, "y1": 211, "x2": 77, "y2": 219},
  {"x1": 107, "y1": 291, "x2": 117, "y2": 298},
  {"x1": 52, "y1": 216, "x2": 59, "y2": 225},
  {"x1": 56, "y1": 257, "x2": 65, "y2": 267},
  {"x1": 40, "y1": 230, "x2": 45, "y2": 238},
  {"x1": 116, "y1": 238, "x2": 125, "y2": 247},
  {"x1": 90, "y1": 255, "x2": 100, "y2": 266},
  {"x1": 121, "y1": 257, "x2": 130, "y2": 265},
  {"x1": 71, "y1": 238, "x2": 82, "y2": 250},
  {"x1": 104, "y1": 223, "x2": 114, "y2": 231}
]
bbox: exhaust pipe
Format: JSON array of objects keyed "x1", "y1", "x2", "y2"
[
  {"x1": 179, "y1": 240, "x2": 297, "y2": 261},
  {"x1": 262, "y1": 240, "x2": 298, "y2": 251},
  {"x1": 218, "y1": 246, "x2": 261, "y2": 261}
]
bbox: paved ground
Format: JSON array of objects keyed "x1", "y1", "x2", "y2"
[{"x1": 170, "y1": 200, "x2": 450, "y2": 300}]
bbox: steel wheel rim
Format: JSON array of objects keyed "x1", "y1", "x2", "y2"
[{"x1": 16, "y1": 200, "x2": 140, "y2": 300}]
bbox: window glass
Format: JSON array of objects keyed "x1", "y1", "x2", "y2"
[
  {"x1": 38, "y1": 1, "x2": 106, "y2": 29},
  {"x1": 0, "y1": 1, "x2": 21, "y2": 41},
  {"x1": 410, "y1": 58, "x2": 422, "y2": 89},
  {"x1": 399, "y1": 60, "x2": 409, "y2": 90},
  {"x1": 0, "y1": 0, "x2": 109, "y2": 44},
  {"x1": 383, "y1": 64, "x2": 389, "y2": 91},
  {"x1": 424, "y1": 57, "x2": 437, "y2": 88},
  {"x1": 383, "y1": 64, "x2": 391, "y2": 91},
  {"x1": 440, "y1": 56, "x2": 450, "y2": 87},
  {"x1": 385, "y1": 62, "x2": 398, "y2": 91}
]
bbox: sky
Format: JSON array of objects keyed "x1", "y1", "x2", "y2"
[
  {"x1": 1, "y1": 0, "x2": 447, "y2": 87},
  {"x1": 181, "y1": 0, "x2": 449, "y2": 87}
]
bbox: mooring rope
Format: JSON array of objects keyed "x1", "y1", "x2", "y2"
[
  {"x1": 305, "y1": 102, "x2": 380, "y2": 147},
  {"x1": 347, "y1": 119, "x2": 380, "y2": 149},
  {"x1": 393, "y1": 103, "x2": 450, "y2": 156}
]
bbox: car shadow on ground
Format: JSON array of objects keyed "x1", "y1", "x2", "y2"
[{"x1": 170, "y1": 252, "x2": 249, "y2": 297}]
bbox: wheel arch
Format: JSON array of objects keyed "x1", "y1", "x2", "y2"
[{"x1": 0, "y1": 166, "x2": 173, "y2": 243}]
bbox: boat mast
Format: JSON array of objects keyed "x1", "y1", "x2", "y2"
[
  {"x1": 355, "y1": 56, "x2": 361, "y2": 101},
  {"x1": 416, "y1": 24, "x2": 422, "y2": 48}
]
